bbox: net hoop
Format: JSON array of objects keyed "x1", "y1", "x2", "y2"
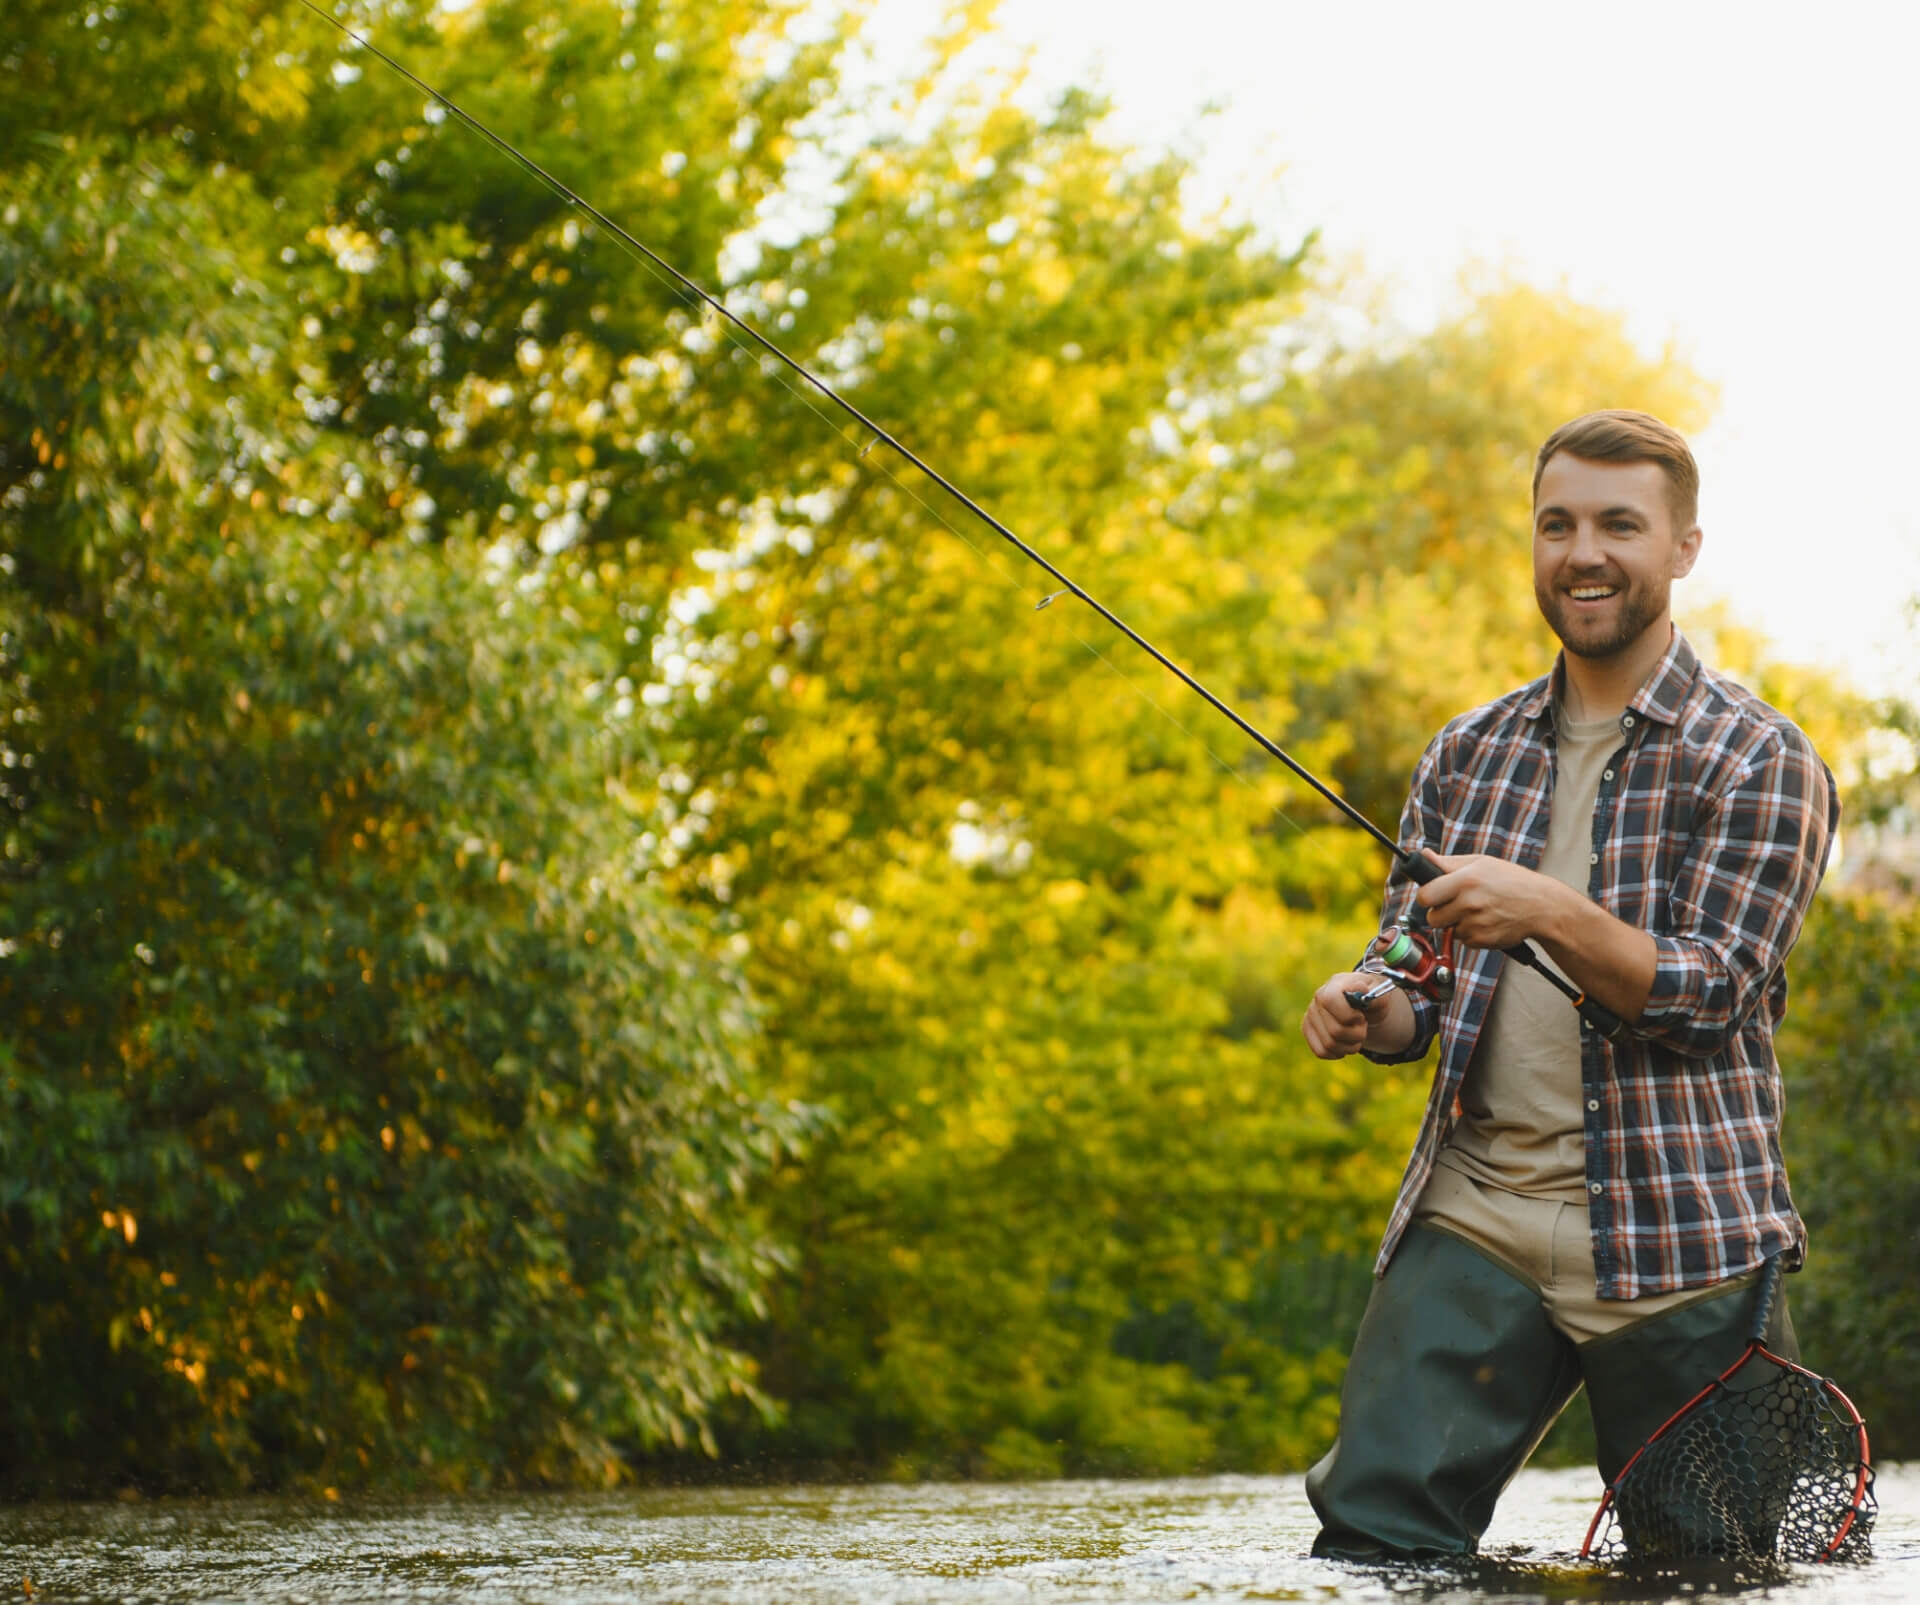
[{"x1": 1581, "y1": 1337, "x2": 1874, "y2": 1564}]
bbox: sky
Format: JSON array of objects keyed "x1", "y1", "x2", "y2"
[{"x1": 863, "y1": 0, "x2": 1920, "y2": 696}]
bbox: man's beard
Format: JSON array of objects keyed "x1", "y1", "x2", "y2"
[{"x1": 1537, "y1": 577, "x2": 1668, "y2": 660}]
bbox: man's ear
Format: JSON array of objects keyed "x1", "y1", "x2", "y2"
[{"x1": 1673, "y1": 523, "x2": 1703, "y2": 580}]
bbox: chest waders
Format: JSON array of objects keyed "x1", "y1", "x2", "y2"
[{"x1": 1306, "y1": 1223, "x2": 1794, "y2": 1559}]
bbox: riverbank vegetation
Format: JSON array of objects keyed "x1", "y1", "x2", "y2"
[{"x1": 3, "y1": 0, "x2": 1913, "y2": 1495}]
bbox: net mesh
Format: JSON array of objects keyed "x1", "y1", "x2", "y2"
[{"x1": 1589, "y1": 1354, "x2": 1875, "y2": 1564}]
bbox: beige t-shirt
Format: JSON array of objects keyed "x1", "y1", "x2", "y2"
[{"x1": 1438, "y1": 700, "x2": 1621, "y2": 1200}]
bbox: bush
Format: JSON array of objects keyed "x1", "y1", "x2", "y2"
[
  {"x1": 1781, "y1": 891, "x2": 1920, "y2": 1458},
  {"x1": 0, "y1": 145, "x2": 803, "y2": 1492}
]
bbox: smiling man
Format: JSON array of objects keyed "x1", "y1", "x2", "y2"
[{"x1": 1298, "y1": 410, "x2": 1839, "y2": 1558}]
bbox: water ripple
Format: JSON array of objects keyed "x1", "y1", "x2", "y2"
[{"x1": 2, "y1": 1464, "x2": 1913, "y2": 1604}]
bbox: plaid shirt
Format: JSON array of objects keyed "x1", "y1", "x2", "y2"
[{"x1": 1366, "y1": 632, "x2": 1838, "y2": 1299}]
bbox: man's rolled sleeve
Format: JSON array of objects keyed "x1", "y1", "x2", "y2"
[
  {"x1": 1362, "y1": 987, "x2": 1440, "y2": 1066},
  {"x1": 1634, "y1": 728, "x2": 1836, "y2": 1058}
]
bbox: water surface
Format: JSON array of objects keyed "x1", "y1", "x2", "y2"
[{"x1": 6, "y1": 1463, "x2": 1915, "y2": 1603}]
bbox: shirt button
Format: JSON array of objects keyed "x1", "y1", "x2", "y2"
[
  {"x1": 1603, "y1": 769, "x2": 1614, "y2": 781},
  {"x1": 1587, "y1": 1099, "x2": 1600, "y2": 1112},
  {"x1": 1622, "y1": 714, "x2": 1636, "y2": 728},
  {"x1": 1589, "y1": 1182, "x2": 1604, "y2": 1195},
  {"x1": 1589, "y1": 851, "x2": 1600, "y2": 865}
]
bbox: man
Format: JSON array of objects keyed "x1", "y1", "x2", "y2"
[{"x1": 1299, "y1": 410, "x2": 1837, "y2": 1558}]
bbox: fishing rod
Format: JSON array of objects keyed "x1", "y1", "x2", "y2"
[{"x1": 289, "y1": 0, "x2": 1624, "y2": 1041}]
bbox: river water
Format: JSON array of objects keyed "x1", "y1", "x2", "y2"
[{"x1": 5, "y1": 1463, "x2": 1915, "y2": 1604}]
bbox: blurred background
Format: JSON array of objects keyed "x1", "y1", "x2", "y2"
[{"x1": 2, "y1": 0, "x2": 1914, "y2": 1496}]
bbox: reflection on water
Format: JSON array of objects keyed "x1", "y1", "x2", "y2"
[{"x1": 3, "y1": 1464, "x2": 1913, "y2": 1603}]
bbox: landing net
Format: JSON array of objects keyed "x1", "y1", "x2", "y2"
[{"x1": 1584, "y1": 1349, "x2": 1875, "y2": 1564}]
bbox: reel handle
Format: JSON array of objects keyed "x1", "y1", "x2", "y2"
[
  {"x1": 1400, "y1": 849, "x2": 1627, "y2": 1041},
  {"x1": 1341, "y1": 978, "x2": 1396, "y2": 1014}
]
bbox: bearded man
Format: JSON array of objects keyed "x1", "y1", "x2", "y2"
[{"x1": 1299, "y1": 410, "x2": 1838, "y2": 1558}]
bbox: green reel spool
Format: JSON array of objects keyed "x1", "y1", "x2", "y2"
[{"x1": 1376, "y1": 928, "x2": 1421, "y2": 969}]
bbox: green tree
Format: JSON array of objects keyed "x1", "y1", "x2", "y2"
[
  {"x1": 1781, "y1": 890, "x2": 1920, "y2": 1456},
  {"x1": 1270, "y1": 279, "x2": 1718, "y2": 828},
  {"x1": 0, "y1": 7, "x2": 814, "y2": 1492},
  {"x1": 1779, "y1": 655, "x2": 1920, "y2": 1459}
]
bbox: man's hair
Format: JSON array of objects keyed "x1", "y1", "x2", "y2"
[{"x1": 1533, "y1": 410, "x2": 1699, "y2": 530}]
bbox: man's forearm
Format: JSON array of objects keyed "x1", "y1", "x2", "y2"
[
  {"x1": 1537, "y1": 886, "x2": 1658, "y2": 1024},
  {"x1": 1364, "y1": 985, "x2": 1419, "y2": 1057}
]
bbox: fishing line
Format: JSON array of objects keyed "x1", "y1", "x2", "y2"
[
  {"x1": 644, "y1": 278, "x2": 1321, "y2": 855},
  {"x1": 285, "y1": 0, "x2": 1628, "y2": 1039},
  {"x1": 712, "y1": 304, "x2": 1336, "y2": 855},
  {"x1": 671, "y1": 298, "x2": 1322, "y2": 849},
  {"x1": 290, "y1": 0, "x2": 1391, "y2": 862}
]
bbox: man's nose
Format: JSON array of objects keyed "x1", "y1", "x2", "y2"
[{"x1": 1567, "y1": 519, "x2": 1607, "y2": 566}]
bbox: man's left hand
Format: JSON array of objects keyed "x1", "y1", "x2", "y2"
[{"x1": 1415, "y1": 853, "x2": 1575, "y2": 951}]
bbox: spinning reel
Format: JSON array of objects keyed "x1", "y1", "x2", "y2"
[{"x1": 1343, "y1": 920, "x2": 1458, "y2": 1013}]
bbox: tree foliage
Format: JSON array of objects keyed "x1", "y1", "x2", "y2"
[
  {"x1": 1, "y1": 1, "x2": 816, "y2": 1493},
  {"x1": 1783, "y1": 890, "x2": 1920, "y2": 1454}
]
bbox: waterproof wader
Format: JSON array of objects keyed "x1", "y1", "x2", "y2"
[{"x1": 1306, "y1": 1222, "x2": 1795, "y2": 1559}]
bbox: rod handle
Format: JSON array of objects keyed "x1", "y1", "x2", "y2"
[
  {"x1": 1568, "y1": 990, "x2": 1626, "y2": 1041},
  {"x1": 1403, "y1": 849, "x2": 1445, "y2": 905},
  {"x1": 1403, "y1": 849, "x2": 1447, "y2": 886},
  {"x1": 1402, "y1": 849, "x2": 1444, "y2": 928},
  {"x1": 1404, "y1": 849, "x2": 1626, "y2": 1040},
  {"x1": 1503, "y1": 943, "x2": 1628, "y2": 1040}
]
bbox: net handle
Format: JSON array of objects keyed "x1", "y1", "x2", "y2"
[{"x1": 1748, "y1": 1253, "x2": 1784, "y2": 1343}]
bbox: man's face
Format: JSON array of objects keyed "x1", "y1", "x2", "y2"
[{"x1": 1532, "y1": 454, "x2": 1701, "y2": 661}]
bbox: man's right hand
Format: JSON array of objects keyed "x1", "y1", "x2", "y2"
[{"x1": 1302, "y1": 972, "x2": 1416, "y2": 1060}]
